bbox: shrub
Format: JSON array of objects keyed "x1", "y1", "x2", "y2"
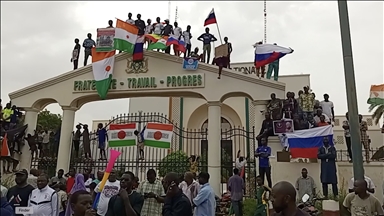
[{"x1": 158, "y1": 150, "x2": 189, "y2": 177}]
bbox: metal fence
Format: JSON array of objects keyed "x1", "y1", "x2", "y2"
[{"x1": 28, "y1": 112, "x2": 383, "y2": 194}]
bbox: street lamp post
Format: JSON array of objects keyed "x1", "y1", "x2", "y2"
[{"x1": 337, "y1": 0, "x2": 364, "y2": 180}]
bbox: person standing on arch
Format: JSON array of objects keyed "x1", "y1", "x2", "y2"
[
  {"x1": 224, "y1": 36, "x2": 232, "y2": 69},
  {"x1": 82, "y1": 33, "x2": 96, "y2": 66},
  {"x1": 197, "y1": 27, "x2": 217, "y2": 64},
  {"x1": 71, "y1": 38, "x2": 81, "y2": 70}
]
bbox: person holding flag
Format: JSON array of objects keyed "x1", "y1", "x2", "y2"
[
  {"x1": 134, "y1": 126, "x2": 146, "y2": 160},
  {"x1": 235, "y1": 150, "x2": 247, "y2": 194}
]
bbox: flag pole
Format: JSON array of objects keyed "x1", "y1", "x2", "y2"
[
  {"x1": 215, "y1": 23, "x2": 223, "y2": 45},
  {"x1": 213, "y1": 9, "x2": 223, "y2": 45}
]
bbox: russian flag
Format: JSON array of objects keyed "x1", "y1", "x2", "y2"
[
  {"x1": 254, "y1": 43, "x2": 293, "y2": 68},
  {"x1": 176, "y1": 37, "x2": 186, "y2": 53},
  {"x1": 166, "y1": 35, "x2": 179, "y2": 46},
  {"x1": 204, "y1": 9, "x2": 217, "y2": 26},
  {"x1": 133, "y1": 36, "x2": 144, "y2": 61},
  {"x1": 287, "y1": 125, "x2": 334, "y2": 159}
]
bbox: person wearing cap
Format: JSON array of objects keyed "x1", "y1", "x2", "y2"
[
  {"x1": 28, "y1": 174, "x2": 59, "y2": 216},
  {"x1": 6, "y1": 169, "x2": 35, "y2": 216}
]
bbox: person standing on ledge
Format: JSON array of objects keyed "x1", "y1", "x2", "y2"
[
  {"x1": 197, "y1": 27, "x2": 217, "y2": 64},
  {"x1": 317, "y1": 136, "x2": 338, "y2": 199},
  {"x1": 224, "y1": 37, "x2": 233, "y2": 69},
  {"x1": 82, "y1": 33, "x2": 96, "y2": 66},
  {"x1": 71, "y1": 38, "x2": 81, "y2": 70},
  {"x1": 266, "y1": 43, "x2": 280, "y2": 81}
]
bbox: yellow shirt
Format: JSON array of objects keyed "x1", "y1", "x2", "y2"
[{"x1": 2, "y1": 108, "x2": 13, "y2": 122}]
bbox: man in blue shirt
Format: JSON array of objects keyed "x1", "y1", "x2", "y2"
[
  {"x1": 193, "y1": 172, "x2": 216, "y2": 216},
  {"x1": 256, "y1": 137, "x2": 272, "y2": 188},
  {"x1": 82, "y1": 33, "x2": 96, "y2": 66},
  {"x1": 197, "y1": 27, "x2": 217, "y2": 64}
]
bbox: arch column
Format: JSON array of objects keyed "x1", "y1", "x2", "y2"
[
  {"x1": 19, "y1": 108, "x2": 39, "y2": 170},
  {"x1": 56, "y1": 106, "x2": 77, "y2": 173},
  {"x1": 252, "y1": 100, "x2": 269, "y2": 136},
  {"x1": 207, "y1": 101, "x2": 222, "y2": 195}
]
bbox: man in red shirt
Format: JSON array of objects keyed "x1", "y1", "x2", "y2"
[{"x1": 66, "y1": 168, "x2": 76, "y2": 194}]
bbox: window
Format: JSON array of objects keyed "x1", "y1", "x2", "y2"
[{"x1": 201, "y1": 117, "x2": 232, "y2": 135}]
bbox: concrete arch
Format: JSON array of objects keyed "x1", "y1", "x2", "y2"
[
  {"x1": 70, "y1": 91, "x2": 207, "y2": 109},
  {"x1": 187, "y1": 103, "x2": 243, "y2": 129},
  {"x1": 220, "y1": 91, "x2": 254, "y2": 102},
  {"x1": 31, "y1": 98, "x2": 58, "y2": 110}
]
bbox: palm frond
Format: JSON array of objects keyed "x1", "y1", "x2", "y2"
[{"x1": 369, "y1": 104, "x2": 384, "y2": 125}]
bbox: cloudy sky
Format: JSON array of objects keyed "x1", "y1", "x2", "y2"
[{"x1": 1, "y1": 1, "x2": 383, "y2": 128}]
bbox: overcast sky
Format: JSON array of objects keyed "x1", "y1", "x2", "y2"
[{"x1": 1, "y1": 1, "x2": 383, "y2": 128}]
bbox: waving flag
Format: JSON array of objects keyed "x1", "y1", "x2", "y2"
[
  {"x1": 147, "y1": 36, "x2": 168, "y2": 50},
  {"x1": 91, "y1": 48, "x2": 115, "y2": 99},
  {"x1": 166, "y1": 35, "x2": 179, "y2": 46},
  {"x1": 254, "y1": 43, "x2": 293, "y2": 67},
  {"x1": 204, "y1": 9, "x2": 217, "y2": 26},
  {"x1": 287, "y1": 125, "x2": 333, "y2": 159},
  {"x1": 133, "y1": 36, "x2": 144, "y2": 61},
  {"x1": 367, "y1": 84, "x2": 384, "y2": 105},
  {"x1": 1, "y1": 134, "x2": 10, "y2": 157},
  {"x1": 175, "y1": 37, "x2": 186, "y2": 53},
  {"x1": 144, "y1": 123, "x2": 173, "y2": 149},
  {"x1": 108, "y1": 123, "x2": 137, "y2": 147},
  {"x1": 114, "y1": 19, "x2": 138, "y2": 53},
  {"x1": 145, "y1": 34, "x2": 162, "y2": 43}
]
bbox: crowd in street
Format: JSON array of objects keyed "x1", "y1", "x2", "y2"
[{"x1": 1, "y1": 164, "x2": 384, "y2": 216}]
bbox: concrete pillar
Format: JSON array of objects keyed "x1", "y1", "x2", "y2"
[
  {"x1": 56, "y1": 106, "x2": 76, "y2": 173},
  {"x1": 19, "y1": 108, "x2": 39, "y2": 170},
  {"x1": 207, "y1": 101, "x2": 222, "y2": 195},
  {"x1": 253, "y1": 100, "x2": 268, "y2": 136}
]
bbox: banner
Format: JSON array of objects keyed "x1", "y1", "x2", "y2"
[
  {"x1": 96, "y1": 28, "x2": 115, "y2": 52},
  {"x1": 273, "y1": 119, "x2": 294, "y2": 134},
  {"x1": 182, "y1": 57, "x2": 199, "y2": 70}
]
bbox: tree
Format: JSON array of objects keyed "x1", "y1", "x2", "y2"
[
  {"x1": 158, "y1": 151, "x2": 190, "y2": 177},
  {"x1": 37, "y1": 109, "x2": 62, "y2": 131},
  {"x1": 368, "y1": 104, "x2": 384, "y2": 125}
]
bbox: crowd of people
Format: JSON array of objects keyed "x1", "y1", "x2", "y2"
[
  {"x1": 257, "y1": 85, "x2": 372, "y2": 162},
  {"x1": 71, "y1": 12, "x2": 234, "y2": 72},
  {"x1": 0, "y1": 167, "x2": 215, "y2": 216},
  {"x1": 1, "y1": 165, "x2": 383, "y2": 216}
]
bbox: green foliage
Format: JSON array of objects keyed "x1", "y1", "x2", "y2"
[
  {"x1": 158, "y1": 151, "x2": 190, "y2": 177},
  {"x1": 368, "y1": 104, "x2": 384, "y2": 125},
  {"x1": 37, "y1": 109, "x2": 62, "y2": 131},
  {"x1": 243, "y1": 198, "x2": 257, "y2": 216}
]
